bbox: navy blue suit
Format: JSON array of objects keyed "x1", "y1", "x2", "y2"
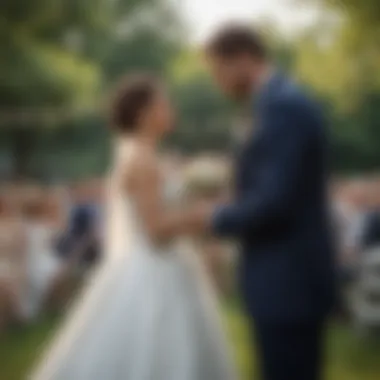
[
  {"x1": 212, "y1": 73, "x2": 336, "y2": 380},
  {"x1": 56, "y1": 203, "x2": 101, "y2": 265}
]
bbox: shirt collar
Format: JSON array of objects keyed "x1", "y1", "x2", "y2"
[
  {"x1": 250, "y1": 66, "x2": 279, "y2": 112},
  {"x1": 258, "y1": 66, "x2": 276, "y2": 93}
]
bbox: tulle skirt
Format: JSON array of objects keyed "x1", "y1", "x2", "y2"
[{"x1": 30, "y1": 241, "x2": 236, "y2": 380}]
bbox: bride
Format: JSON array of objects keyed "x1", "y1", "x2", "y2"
[{"x1": 30, "y1": 74, "x2": 236, "y2": 380}]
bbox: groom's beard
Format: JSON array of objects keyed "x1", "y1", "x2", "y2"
[{"x1": 232, "y1": 79, "x2": 253, "y2": 103}]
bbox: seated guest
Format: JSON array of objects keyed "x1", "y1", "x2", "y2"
[
  {"x1": 56, "y1": 182, "x2": 102, "y2": 270},
  {"x1": 335, "y1": 181, "x2": 380, "y2": 285},
  {"x1": 359, "y1": 182, "x2": 380, "y2": 251},
  {"x1": 336, "y1": 184, "x2": 366, "y2": 264},
  {"x1": 0, "y1": 193, "x2": 27, "y2": 328},
  {"x1": 18, "y1": 190, "x2": 65, "y2": 321}
]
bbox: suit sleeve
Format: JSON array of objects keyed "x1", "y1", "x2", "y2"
[{"x1": 211, "y1": 100, "x2": 313, "y2": 238}]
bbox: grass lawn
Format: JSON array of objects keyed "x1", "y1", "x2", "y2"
[
  {"x1": 224, "y1": 302, "x2": 380, "y2": 380},
  {"x1": 1, "y1": 303, "x2": 380, "y2": 380}
]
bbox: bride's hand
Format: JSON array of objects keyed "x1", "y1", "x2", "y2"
[
  {"x1": 188, "y1": 201, "x2": 216, "y2": 235},
  {"x1": 214, "y1": 189, "x2": 232, "y2": 204}
]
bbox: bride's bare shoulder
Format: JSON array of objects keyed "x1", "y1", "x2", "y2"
[{"x1": 121, "y1": 144, "x2": 161, "y2": 191}]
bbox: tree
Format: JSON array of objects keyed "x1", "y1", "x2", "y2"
[
  {"x1": 102, "y1": 0, "x2": 184, "y2": 82},
  {"x1": 168, "y1": 74, "x2": 233, "y2": 154},
  {"x1": 289, "y1": 3, "x2": 380, "y2": 173},
  {"x1": 0, "y1": 0, "x2": 184, "y2": 180},
  {"x1": 0, "y1": 0, "x2": 103, "y2": 178}
]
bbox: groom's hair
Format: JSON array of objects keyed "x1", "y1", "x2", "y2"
[{"x1": 206, "y1": 23, "x2": 267, "y2": 60}]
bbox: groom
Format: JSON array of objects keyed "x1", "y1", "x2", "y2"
[{"x1": 204, "y1": 24, "x2": 336, "y2": 380}]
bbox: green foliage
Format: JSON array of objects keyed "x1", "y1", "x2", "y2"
[
  {"x1": 0, "y1": 0, "x2": 184, "y2": 179},
  {"x1": 0, "y1": 38, "x2": 99, "y2": 108},
  {"x1": 291, "y1": 1, "x2": 380, "y2": 173},
  {"x1": 1, "y1": 0, "x2": 380, "y2": 178},
  {"x1": 167, "y1": 73, "x2": 233, "y2": 154}
]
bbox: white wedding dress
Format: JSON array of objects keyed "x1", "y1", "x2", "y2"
[{"x1": 30, "y1": 141, "x2": 236, "y2": 380}]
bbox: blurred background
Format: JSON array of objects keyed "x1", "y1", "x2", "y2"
[{"x1": 1, "y1": 0, "x2": 380, "y2": 379}]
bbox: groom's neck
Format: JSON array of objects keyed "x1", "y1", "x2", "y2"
[{"x1": 252, "y1": 63, "x2": 275, "y2": 95}]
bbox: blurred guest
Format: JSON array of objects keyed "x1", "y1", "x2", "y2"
[
  {"x1": 56, "y1": 181, "x2": 103, "y2": 270},
  {"x1": 335, "y1": 182, "x2": 368, "y2": 267},
  {"x1": 333, "y1": 180, "x2": 380, "y2": 286},
  {"x1": 0, "y1": 192, "x2": 27, "y2": 328},
  {"x1": 18, "y1": 190, "x2": 65, "y2": 321},
  {"x1": 360, "y1": 211, "x2": 380, "y2": 252},
  {"x1": 49, "y1": 186, "x2": 71, "y2": 231},
  {"x1": 359, "y1": 182, "x2": 380, "y2": 252}
]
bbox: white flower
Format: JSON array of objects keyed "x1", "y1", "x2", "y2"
[{"x1": 183, "y1": 157, "x2": 230, "y2": 196}]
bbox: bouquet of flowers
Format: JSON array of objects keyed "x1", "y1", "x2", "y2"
[
  {"x1": 182, "y1": 157, "x2": 231, "y2": 202},
  {"x1": 182, "y1": 157, "x2": 236, "y2": 296}
]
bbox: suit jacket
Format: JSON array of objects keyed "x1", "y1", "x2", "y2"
[
  {"x1": 212, "y1": 73, "x2": 337, "y2": 323},
  {"x1": 361, "y1": 209, "x2": 380, "y2": 250},
  {"x1": 56, "y1": 203, "x2": 100, "y2": 263}
]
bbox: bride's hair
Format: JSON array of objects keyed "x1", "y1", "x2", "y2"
[{"x1": 109, "y1": 73, "x2": 161, "y2": 134}]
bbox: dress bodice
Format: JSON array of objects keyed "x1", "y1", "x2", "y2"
[
  {"x1": 106, "y1": 176, "x2": 184, "y2": 261},
  {"x1": 105, "y1": 141, "x2": 186, "y2": 262}
]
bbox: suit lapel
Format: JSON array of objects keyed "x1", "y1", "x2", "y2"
[{"x1": 233, "y1": 72, "x2": 285, "y2": 192}]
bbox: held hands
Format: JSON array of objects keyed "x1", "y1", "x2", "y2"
[
  {"x1": 214, "y1": 189, "x2": 232, "y2": 204},
  {"x1": 188, "y1": 200, "x2": 219, "y2": 237}
]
